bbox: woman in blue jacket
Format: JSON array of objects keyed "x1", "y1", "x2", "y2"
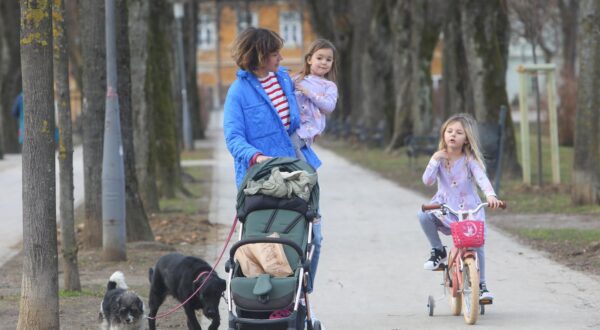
[{"x1": 223, "y1": 27, "x2": 323, "y2": 303}]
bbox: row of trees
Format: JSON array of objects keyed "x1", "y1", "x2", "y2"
[
  {"x1": 17, "y1": 0, "x2": 205, "y2": 328},
  {"x1": 305, "y1": 0, "x2": 520, "y2": 175},
  {"x1": 304, "y1": 0, "x2": 598, "y2": 204}
]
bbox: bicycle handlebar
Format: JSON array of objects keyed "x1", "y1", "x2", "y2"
[{"x1": 421, "y1": 201, "x2": 506, "y2": 214}]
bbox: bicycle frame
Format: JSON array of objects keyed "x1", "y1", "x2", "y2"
[{"x1": 446, "y1": 244, "x2": 479, "y2": 297}]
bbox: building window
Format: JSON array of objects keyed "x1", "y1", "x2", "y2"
[
  {"x1": 279, "y1": 11, "x2": 302, "y2": 47},
  {"x1": 237, "y1": 11, "x2": 258, "y2": 33},
  {"x1": 198, "y1": 13, "x2": 216, "y2": 50}
]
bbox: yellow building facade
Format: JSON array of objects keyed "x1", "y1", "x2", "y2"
[{"x1": 196, "y1": 1, "x2": 317, "y2": 109}]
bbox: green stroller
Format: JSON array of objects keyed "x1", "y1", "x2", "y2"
[{"x1": 226, "y1": 157, "x2": 323, "y2": 330}]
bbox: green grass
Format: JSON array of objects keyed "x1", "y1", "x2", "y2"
[
  {"x1": 513, "y1": 125, "x2": 573, "y2": 184},
  {"x1": 59, "y1": 289, "x2": 101, "y2": 298},
  {"x1": 159, "y1": 150, "x2": 212, "y2": 214},
  {"x1": 512, "y1": 228, "x2": 600, "y2": 244},
  {"x1": 181, "y1": 148, "x2": 212, "y2": 161}
]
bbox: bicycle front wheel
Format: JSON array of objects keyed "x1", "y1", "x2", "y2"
[{"x1": 462, "y1": 257, "x2": 480, "y2": 324}]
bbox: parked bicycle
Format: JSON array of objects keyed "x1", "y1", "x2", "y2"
[{"x1": 422, "y1": 201, "x2": 506, "y2": 325}]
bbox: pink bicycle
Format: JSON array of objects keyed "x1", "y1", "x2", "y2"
[{"x1": 422, "y1": 201, "x2": 505, "y2": 325}]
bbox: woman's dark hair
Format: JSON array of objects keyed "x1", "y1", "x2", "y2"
[{"x1": 231, "y1": 27, "x2": 284, "y2": 72}]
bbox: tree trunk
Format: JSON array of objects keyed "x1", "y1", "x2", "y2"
[
  {"x1": 64, "y1": 0, "x2": 83, "y2": 94},
  {"x1": 557, "y1": 0, "x2": 579, "y2": 146},
  {"x1": 80, "y1": 0, "x2": 106, "y2": 247},
  {"x1": 116, "y1": 0, "x2": 154, "y2": 241},
  {"x1": 0, "y1": 0, "x2": 21, "y2": 154},
  {"x1": 442, "y1": 2, "x2": 473, "y2": 118},
  {"x1": 358, "y1": 1, "x2": 393, "y2": 142},
  {"x1": 306, "y1": 0, "x2": 354, "y2": 120},
  {"x1": 386, "y1": 0, "x2": 442, "y2": 151},
  {"x1": 17, "y1": 1, "x2": 59, "y2": 328},
  {"x1": 129, "y1": 0, "x2": 159, "y2": 212},
  {"x1": 572, "y1": 0, "x2": 600, "y2": 205},
  {"x1": 450, "y1": 0, "x2": 521, "y2": 177},
  {"x1": 148, "y1": 0, "x2": 180, "y2": 199},
  {"x1": 184, "y1": 0, "x2": 205, "y2": 140},
  {"x1": 53, "y1": 0, "x2": 81, "y2": 292}
]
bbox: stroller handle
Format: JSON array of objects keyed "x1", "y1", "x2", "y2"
[{"x1": 229, "y1": 237, "x2": 306, "y2": 264}]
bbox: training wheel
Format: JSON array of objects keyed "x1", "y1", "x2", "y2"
[
  {"x1": 313, "y1": 319, "x2": 322, "y2": 330},
  {"x1": 427, "y1": 295, "x2": 435, "y2": 316}
]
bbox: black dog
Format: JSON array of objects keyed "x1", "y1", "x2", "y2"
[
  {"x1": 148, "y1": 253, "x2": 226, "y2": 330},
  {"x1": 99, "y1": 271, "x2": 146, "y2": 330}
]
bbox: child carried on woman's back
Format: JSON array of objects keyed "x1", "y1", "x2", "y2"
[
  {"x1": 418, "y1": 113, "x2": 503, "y2": 303},
  {"x1": 291, "y1": 39, "x2": 338, "y2": 161}
]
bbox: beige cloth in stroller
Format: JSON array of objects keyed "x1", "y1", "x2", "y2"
[{"x1": 234, "y1": 232, "x2": 293, "y2": 277}]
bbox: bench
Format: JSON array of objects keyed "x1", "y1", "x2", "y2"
[
  {"x1": 404, "y1": 134, "x2": 438, "y2": 168},
  {"x1": 478, "y1": 105, "x2": 508, "y2": 194}
]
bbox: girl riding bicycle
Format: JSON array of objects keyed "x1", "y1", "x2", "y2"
[{"x1": 418, "y1": 113, "x2": 503, "y2": 303}]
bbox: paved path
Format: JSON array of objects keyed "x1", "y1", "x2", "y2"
[
  {"x1": 207, "y1": 110, "x2": 600, "y2": 329},
  {"x1": 0, "y1": 147, "x2": 84, "y2": 267}
]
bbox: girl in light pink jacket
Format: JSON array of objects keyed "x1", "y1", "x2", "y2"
[{"x1": 291, "y1": 39, "x2": 338, "y2": 161}]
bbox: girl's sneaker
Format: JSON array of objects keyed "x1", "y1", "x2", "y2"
[
  {"x1": 423, "y1": 247, "x2": 447, "y2": 270},
  {"x1": 479, "y1": 283, "x2": 494, "y2": 303}
]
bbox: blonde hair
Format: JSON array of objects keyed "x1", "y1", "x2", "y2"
[
  {"x1": 298, "y1": 39, "x2": 337, "y2": 82},
  {"x1": 231, "y1": 27, "x2": 283, "y2": 72},
  {"x1": 438, "y1": 113, "x2": 486, "y2": 171}
]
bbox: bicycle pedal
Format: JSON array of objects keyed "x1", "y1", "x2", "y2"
[{"x1": 479, "y1": 298, "x2": 493, "y2": 305}]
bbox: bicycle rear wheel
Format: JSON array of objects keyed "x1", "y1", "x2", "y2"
[{"x1": 461, "y1": 257, "x2": 480, "y2": 324}]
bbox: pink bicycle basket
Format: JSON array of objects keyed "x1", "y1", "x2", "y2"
[{"x1": 450, "y1": 220, "x2": 485, "y2": 248}]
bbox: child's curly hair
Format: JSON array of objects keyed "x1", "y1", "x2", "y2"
[{"x1": 231, "y1": 27, "x2": 283, "y2": 72}]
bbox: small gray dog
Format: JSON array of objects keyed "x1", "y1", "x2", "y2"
[{"x1": 99, "y1": 271, "x2": 146, "y2": 330}]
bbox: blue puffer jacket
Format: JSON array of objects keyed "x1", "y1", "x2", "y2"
[{"x1": 224, "y1": 67, "x2": 321, "y2": 187}]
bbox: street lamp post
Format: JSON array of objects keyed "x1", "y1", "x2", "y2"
[
  {"x1": 102, "y1": 0, "x2": 127, "y2": 261},
  {"x1": 174, "y1": 1, "x2": 194, "y2": 150}
]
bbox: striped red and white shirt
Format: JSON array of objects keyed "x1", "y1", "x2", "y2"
[{"x1": 259, "y1": 72, "x2": 290, "y2": 130}]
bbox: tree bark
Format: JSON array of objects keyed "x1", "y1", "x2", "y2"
[
  {"x1": 557, "y1": 0, "x2": 579, "y2": 146},
  {"x1": 184, "y1": 0, "x2": 205, "y2": 140},
  {"x1": 129, "y1": 0, "x2": 159, "y2": 212},
  {"x1": 572, "y1": 0, "x2": 600, "y2": 205},
  {"x1": 53, "y1": 0, "x2": 81, "y2": 292},
  {"x1": 386, "y1": 0, "x2": 442, "y2": 151},
  {"x1": 306, "y1": 0, "x2": 354, "y2": 120},
  {"x1": 80, "y1": 0, "x2": 106, "y2": 247},
  {"x1": 116, "y1": 0, "x2": 154, "y2": 241},
  {"x1": 148, "y1": 0, "x2": 180, "y2": 199},
  {"x1": 0, "y1": 0, "x2": 22, "y2": 154},
  {"x1": 358, "y1": 1, "x2": 392, "y2": 142},
  {"x1": 442, "y1": 2, "x2": 472, "y2": 119},
  {"x1": 18, "y1": 1, "x2": 59, "y2": 328},
  {"x1": 445, "y1": 0, "x2": 521, "y2": 177},
  {"x1": 64, "y1": 0, "x2": 82, "y2": 94}
]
